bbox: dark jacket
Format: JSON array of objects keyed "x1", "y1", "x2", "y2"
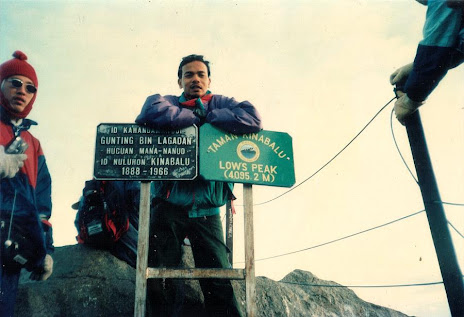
[{"x1": 405, "y1": 0, "x2": 464, "y2": 101}]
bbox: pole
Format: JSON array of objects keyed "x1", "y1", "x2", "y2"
[
  {"x1": 134, "y1": 181, "x2": 151, "y2": 317},
  {"x1": 404, "y1": 111, "x2": 464, "y2": 316},
  {"x1": 243, "y1": 183, "x2": 257, "y2": 317}
]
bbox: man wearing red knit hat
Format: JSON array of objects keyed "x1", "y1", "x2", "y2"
[{"x1": 0, "y1": 51, "x2": 54, "y2": 316}]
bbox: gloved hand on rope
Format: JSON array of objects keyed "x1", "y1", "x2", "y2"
[
  {"x1": 393, "y1": 91, "x2": 424, "y2": 125},
  {"x1": 0, "y1": 145, "x2": 27, "y2": 178},
  {"x1": 30, "y1": 254, "x2": 54, "y2": 281}
]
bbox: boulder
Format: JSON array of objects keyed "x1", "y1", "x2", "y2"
[{"x1": 16, "y1": 244, "x2": 409, "y2": 317}]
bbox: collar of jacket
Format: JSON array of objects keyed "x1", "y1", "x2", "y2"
[
  {"x1": 178, "y1": 90, "x2": 212, "y2": 107},
  {"x1": 1, "y1": 107, "x2": 37, "y2": 135}
]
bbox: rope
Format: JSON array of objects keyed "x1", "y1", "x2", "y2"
[
  {"x1": 254, "y1": 97, "x2": 396, "y2": 206},
  {"x1": 232, "y1": 210, "x2": 425, "y2": 263}
]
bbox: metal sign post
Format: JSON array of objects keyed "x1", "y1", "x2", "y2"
[{"x1": 404, "y1": 111, "x2": 464, "y2": 316}]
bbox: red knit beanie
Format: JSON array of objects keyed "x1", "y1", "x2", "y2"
[{"x1": 0, "y1": 50, "x2": 38, "y2": 118}]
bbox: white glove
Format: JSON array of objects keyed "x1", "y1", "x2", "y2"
[
  {"x1": 30, "y1": 254, "x2": 54, "y2": 281},
  {"x1": 390, "y1": 62, "x2": 414, "y2": 86},
  {"x1": 0, "y1": 145, "x2": 27, "y2": 178}
]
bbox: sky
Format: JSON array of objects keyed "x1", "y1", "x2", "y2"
[{"x1": 1, "y1": 0, "x2": 463, "y2": 316}]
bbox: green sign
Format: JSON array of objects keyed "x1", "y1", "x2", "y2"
[
  {"x1": 94, "y1": 123, "x2": 197, "y2": 180},
  {"x1": 200, "y1": 124, "x2": 295, "y2": 187}
]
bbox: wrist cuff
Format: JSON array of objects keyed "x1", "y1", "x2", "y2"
[{"x1": 403, "y1": 94, "x2": 423, "y2": 110}]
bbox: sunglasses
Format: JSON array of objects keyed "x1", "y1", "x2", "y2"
[{"x1": 7, "y1": 78, "x2": 37, "y2": 94}]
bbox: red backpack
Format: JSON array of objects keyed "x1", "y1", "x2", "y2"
[{"x1": 75, "y1": 180, "x2": 129, "y2": 248}]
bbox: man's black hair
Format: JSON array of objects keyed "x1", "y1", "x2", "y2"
[{"x1": 177, "y1": 54, "x2": 211, "y2": 79}]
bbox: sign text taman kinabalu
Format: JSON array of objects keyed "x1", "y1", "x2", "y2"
[{"x1": 200, "y1": 124, "x2": 295, "y2": 187}]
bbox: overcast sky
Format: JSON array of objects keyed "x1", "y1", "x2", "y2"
[{"x1": 1, "y1": 1, "x2": 463, "y2": 316}]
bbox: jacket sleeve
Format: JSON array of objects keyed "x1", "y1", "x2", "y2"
[
  {"x1": 404, "y1": 1, "x2": 464, "y2": 101},
  {"x1": 135, "y1": 94, "x2": 201, "y2": 129},
  {"x1": 206, "y1": 96, "x2": 263, "y2": 134},
  {"x1": 405, "y1": 45, "x2": 464, "y2": 101},
  {"x1": 36, "y1": 153, "x2": 54, "y2": 254}
]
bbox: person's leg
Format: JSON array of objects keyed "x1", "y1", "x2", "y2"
[
  {"x1": 188, "y1": 215, "x2": 242, "y2": 317},
  {"x1": 0, "y1": 263, "x2": 21, "y2": 317},
  {"x1": 111, "y1": 222, "x2": 138, "y2": 268},
  {"x1": 147, "y1": 202, "x2": 187, "y2": 317}
]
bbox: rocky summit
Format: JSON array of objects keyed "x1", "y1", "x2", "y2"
[{"x1": 15, "y1": 244, "x2": 409, "y2": 317}]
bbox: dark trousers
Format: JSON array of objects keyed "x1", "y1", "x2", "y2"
[
  {"x1": 0, "y1": 261, "x2": 20, "y2": 317},
  {"x1": 147, "y1": 201, "x2": 242, "y2": 317}
]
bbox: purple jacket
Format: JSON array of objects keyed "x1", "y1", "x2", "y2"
[
  {"x1": 135, "y1": 94, "x2": 262, "y2": 134},
  {"x1": 135, "y1": 93, "x2": 262, "y2": 217}
]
